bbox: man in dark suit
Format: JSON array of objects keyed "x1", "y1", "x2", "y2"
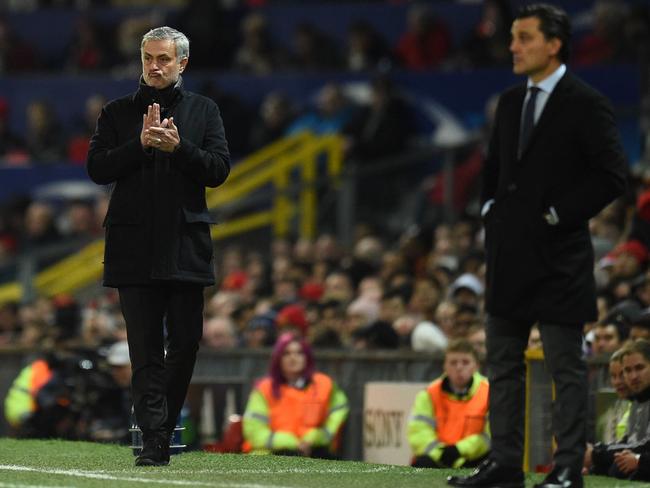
[
  {"x1": 87, "y1": 26, "x2": 230, "y2": 466},
  {"x1": 448, "y1": 4, "x2": 626, "y2": 488}
]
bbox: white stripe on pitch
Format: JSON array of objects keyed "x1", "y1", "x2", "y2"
[{"x1": 0, "y1": 465, "x2": 290, "y2": 488}]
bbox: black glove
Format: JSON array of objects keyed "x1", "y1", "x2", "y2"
[{"x1": 440, "y1": 444, "x2": 461, "y2": 467}]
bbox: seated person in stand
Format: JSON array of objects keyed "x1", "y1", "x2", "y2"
[
  {"x1": 242, "y1": 332, "x2": 349, "y2": 457},
  {"x1": 587, "y1": 339, "x2": 650, "y2": 481},
  {"x1": 408, "y1": 338, "x2": 490, "y2": 468}
]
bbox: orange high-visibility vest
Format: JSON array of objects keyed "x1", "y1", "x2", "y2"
[
  {"x1": 30, "y1": 359, "x2": 53, "y2": 396},
  {"x1": 427, "y1": 377, "x2": 488, "y2": 444},
  {"x1": 258, "y1": 372, "x2": 333, "y2": 438}
]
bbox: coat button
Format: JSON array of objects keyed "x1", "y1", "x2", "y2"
[{"x1": 507, "y1": 183, "x2": 517, "y2": 193}]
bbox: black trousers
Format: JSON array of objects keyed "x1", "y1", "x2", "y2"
[
  {"x1": 486, "y1": 315, "x2": 587, "y2": 471},
  {"x1": 118, "y1": 284, "x2": 204, "y2": 439}
]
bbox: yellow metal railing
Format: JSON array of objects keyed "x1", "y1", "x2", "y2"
[{"x1": 0, "y1": 133, "x2": 343, "y2": 304}]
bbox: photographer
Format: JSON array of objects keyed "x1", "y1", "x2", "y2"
[{"x1": 4, "y1": 341, "x2": 132, "y2": 443}]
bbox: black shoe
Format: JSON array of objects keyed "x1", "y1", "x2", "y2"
[
  {"x1": 533, "y1": 466, "x2": 583, "y2": 488},
  {"x1": 135, "y1": 434, "x2": 170, "y2": 467},
  {"x1": 447, "y1": 459, "x2": 525, "y2": 488}
]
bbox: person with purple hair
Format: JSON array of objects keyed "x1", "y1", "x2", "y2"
[{"x1": 242, "y1": 332, "x2": 349, "y2": 457}]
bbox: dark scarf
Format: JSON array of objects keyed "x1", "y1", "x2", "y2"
[{"x1": 136, "y1": 75, "x2": 184, "y2": 117}]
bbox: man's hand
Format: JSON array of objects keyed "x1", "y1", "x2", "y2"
[
  {"x1": 141, "y1": 103, "x2": 161, "y2": 148},
  {"x1": 583, "y1": 442, "x2": 593, "y2": 473},
  {"x1": 613, "y1": 449, "x2": 639, "y2": 474},
  {"x1": 147, "y1": 117, "x2": 180, "y2": 153},
  {"x1": 297, "y1": 440, "x2": 311, "y2": 457}
]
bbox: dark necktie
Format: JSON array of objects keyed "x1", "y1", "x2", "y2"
[{"x1": 518, "y1": 86, "x2": 540, "y2": 157}]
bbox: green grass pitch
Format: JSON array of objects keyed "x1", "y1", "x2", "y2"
[{"x1": 0, "y1": 438, "x2": 647, "y2": 487}]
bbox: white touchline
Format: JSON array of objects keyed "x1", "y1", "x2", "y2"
[
  {"x1": 0, "y1": 482, "x2": 75, "y2": 488},
  {"x1": 0, "y1": 466, "x2": 290, "y2": 488}
]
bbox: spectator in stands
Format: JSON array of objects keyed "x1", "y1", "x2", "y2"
[
  {"x1": 243, "y1": 312, "x2": 276, "y2": 349},
  {"x1": 408, "y1": 277, "x2": 442, "y2": 323},
  {"x1": 594, "y1": 348, "x2": 631, "y2": 445},
  {"x1": 587, "y1": 340, "x2": 650, "y2": 481},
  {"x1": 379, "y1": 287, "x2": 408, "y2": 325},
  {"x1": 203, "y1": 316, "x2": 237, "y2": 349},
  {"x1": 590, "y1": 320, "x2": 627, "y2": 357},
  {"x1": 25, "y1": 100, "x2": 66, "y2": 163},
  {"x1": 448, "y1": 273, "x2": 484, "y2": 309},
  {"x1": 455, "y1": 0, "x2": 512, "y2": 68},
  {"x1": 234, "y1": 13, "x2": 286, "y2": 75},
  {"x1": 0, "y1": 97, "x2": 27, "y2": 165},
  {"x1": 67, "y1": 94, "x2": 106, "y2": 165},
  {"x1": 310, "y1": 298, "x2": 346, "y2": 348},
  {"x1": 248, "y1": 92, "x2": 295, "y2": 153},
  {"x1": 21, "y1": 201, "x2": 61, "y2": 248},
  {"x1": 343, "y1": 76, "x2": 412, "y2": 163},
  {"x1": 467, "y1": 324, "x2": 487, "y2": 364},
  {"x1": 64, "y1": 16, "x2": 112, "y2": 73},
  {"x1": 322, "y1": 270, "x2": 355, "y2": 307},
  {"x1": 242, "y1": 332, "x2": 349, "y2": 457},
  {"x1": 290, "y1": 22, "x2": 342, "y2": 72},
  {"x1": 449, "y1": 5, "x2": 627, "y2": 488},
  {"x1": 411, "y1": 319, "x2": 448, "y2": 354},
  {"x1": 453, "y1": 304, "x2": 480, "y2": 340},
  {"x1": 629, "y1": 310, "x2": 650, "y2": 342},
  {"x1": 573, "y1": 0, "x2": 628, "y2": 67},
  {"x1": 87, "y1": 26, "x2": 230, "y2": 467},
  {"x1": 286, "y1": 83, "x2": 353, "y2": 136},
  {"x1": 0, "y1": 16, "x2": 38, "y2": 73},
  {"x1": 600, "y1": 240, "x2": 649, "y2": 287},
  {"x1": 393, "y1": 314, "x2": 419, "y2": 349},
  {"x1": 275, "y1": 303, "x2": 309, "y2": 337},
  {"x1": 80, "y1": 304, "x2": 117, "y2": 347},
  {"x1": 434, "y1": 299, "x2": 457, "y2": 339},
  {"x1": 408, "y1": 338, "x2": 490, "y2": 468},
  {"x1": 394, "y1": 3, "x2": 451, "y2": 70},
  {"x1": 345, "y1": 20, "x2": 392, "y2": 73},
  {"x1": 60, "y1": 199, "x2": 99, "y2": 238}
]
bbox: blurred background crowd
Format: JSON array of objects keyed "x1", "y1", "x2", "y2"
[{"x1": 0, "y1": 0, "x2": 649, "y2": 453}]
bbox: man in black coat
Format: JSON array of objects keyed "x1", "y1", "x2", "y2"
[
  {"x1": 87, "y1": 26, "x2": 230, "y2": 466},
  {"x1": 448, "y1": 5, "x2": 626, "y2": 488}
]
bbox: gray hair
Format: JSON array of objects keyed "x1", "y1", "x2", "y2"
[{"x1": 141, "y1": 26, "x2": 189, "y2": 60}]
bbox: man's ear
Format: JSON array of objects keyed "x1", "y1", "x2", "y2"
[
  {"x1": 179, "y1": 57, "x2": 188, "y2": 73},
  {"x1": 548, "y1": 38, "x2": 562, "y2": 58}
]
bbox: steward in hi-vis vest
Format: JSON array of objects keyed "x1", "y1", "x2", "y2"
[
  {"x1": 408, "y1": 339, "x2": 490, "y2": 468},
  {"x1": 242, "y1": 333, "x2": 349, "y2": 457}
]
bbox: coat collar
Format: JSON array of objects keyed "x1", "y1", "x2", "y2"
[{"x1": 133, "y1": 75, "x2": 185, "y2": 114}]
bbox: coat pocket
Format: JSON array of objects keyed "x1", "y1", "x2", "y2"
[{"x1": 177, "y1": 208, "x2": 215, "y2": 272}]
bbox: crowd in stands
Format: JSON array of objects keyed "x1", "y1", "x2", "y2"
[
  {"x1": 0, "y1": 0, "x2": 647, "y2": 164},
  {"x1": 0, "y1": 0, "x2": 649, "y2": 463}
]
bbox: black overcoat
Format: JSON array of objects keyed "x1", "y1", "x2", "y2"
[
  {"x1": 482, "y1": 72, "x2": 627, "y2": 323},
  {"x1": 87, "y1": 79, "x2": 230, "y2": 287}
]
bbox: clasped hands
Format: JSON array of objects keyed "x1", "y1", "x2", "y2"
[{"x1": 141, "y1": 103, "x2": 179, "y2": 153}]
